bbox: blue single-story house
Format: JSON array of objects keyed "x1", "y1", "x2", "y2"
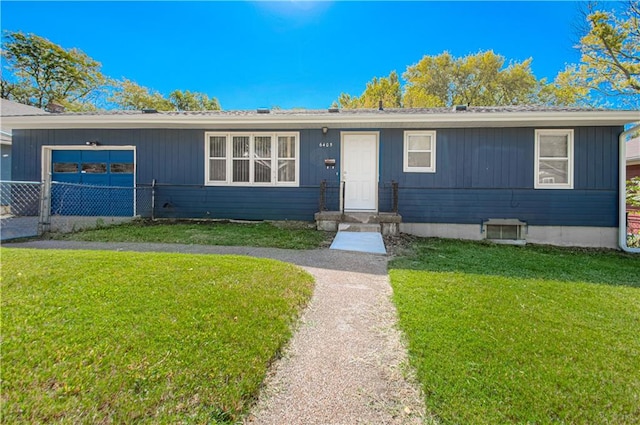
[{"x1": 3, "y1": 105, "x2": 639, "y2": 249}]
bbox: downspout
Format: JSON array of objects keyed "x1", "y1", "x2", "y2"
[{"x1": 619, "y1": 123, "x2": 640, "y2": 253}]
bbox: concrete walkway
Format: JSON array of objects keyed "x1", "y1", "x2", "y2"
[{"x1": 4, "y1": 240, "x2": 426, "y2": 424}]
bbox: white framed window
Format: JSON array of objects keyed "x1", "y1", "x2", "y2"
[
  {"x1": 205, "y1": 132, "x2": 299, "y2": 186},
  {"x1": 404, "y1": 131, "x2": 436, "y2": 173},
  {"x1": 534, "y1": 129, "x2": 574, "y2": 189}
]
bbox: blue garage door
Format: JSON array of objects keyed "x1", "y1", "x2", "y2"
[{"x1": 51, "y1": 150, "x2": 135, "y2": 216}]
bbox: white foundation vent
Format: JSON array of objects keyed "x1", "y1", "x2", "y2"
[{"x1": 483, "y1": 219, "x2": 527, "y2": 244}]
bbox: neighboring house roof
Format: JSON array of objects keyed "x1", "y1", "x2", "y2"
[
  {"x1": 628, "y1": 137, "x2": 640, "y2": 165},
  {"x1": 2, "y1": 105, "x2": 638, "y2": 131},
  {"x1": 1, "y1": 99, "x2": 48, "y2": 145},
  {"x1": 0, "y1": 98, "x2": 48, "y2": 116}
]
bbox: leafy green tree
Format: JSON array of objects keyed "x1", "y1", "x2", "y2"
[
  {"x1": 403, "y1": 51, "x2": 541, "y2": 107},
  {"x1": 338, "y1": 71, "x2": 402, "y2": 109},
  {"x1": 538, "y1": 66, "x2": 590, "y2": 106},
  {"x1": 401, "y1": 52, "x2": 454, "y2": 107},
  {"x1": 1, "y1": 31, "x2": 223, "y2": 112},
  {"x1": 568, "y1": 1, "x2": 640, "y2": 108},
  {"x1": 111, "y1": 81, "x2": 222, "y2": 111},
  {"x1": 109, "y1": 79, "x2": 173, "y2": 110},
  {"x1": 339, "y1": 51, "x2": 585, "y2": 109},
  {"x1": 169, "y1": 90, "x2": 220, "y2": 111},
  {"x1": 1, "y1": 31, "x2": 106, "y2": 111}
]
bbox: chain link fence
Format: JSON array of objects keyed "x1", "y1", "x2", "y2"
[
  {"x1": 43, "y1": 182, "x2": 152, "y2": 234},
  {"x1": 49, "y1": 182, "x2": 152, "y2": 218},
  {"x1": 0, "y1": 181, "x2": 42, "y2": 241},
  {"x1": 1, "y1": 180, "x2": 153, "y2": 241}
]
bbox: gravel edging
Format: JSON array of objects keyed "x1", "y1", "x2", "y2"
[{"x1": 4, "y1": 240, "x2": 428, "y2": 424}]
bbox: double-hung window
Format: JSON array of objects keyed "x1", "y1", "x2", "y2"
[
  {"x1": 205, "y1": 132, "x2": 299, "y2": 186},
  {"x1": 404, "y1": 131, "x2": 436, "y2": 173},
  {"x1": 534, "y1": 129, "x2": 574, "y2": 189}
]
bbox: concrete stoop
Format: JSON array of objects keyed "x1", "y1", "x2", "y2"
[{"x1": 315, "y1": 211, "x2": 401, "y2": 236}]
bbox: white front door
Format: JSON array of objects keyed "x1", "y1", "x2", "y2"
[{"x1": 341, "y1": 133, "x2": 378, "y2": 211}]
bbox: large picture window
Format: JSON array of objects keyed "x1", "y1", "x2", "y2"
[
  {"x1": 535, "y1": 129, "x2": 574, "y2": 189},
  {"x1": 404, "y1": 131, "x2": 436, "y2": 173},
  {"x1": 205, "y1": 132, "x2": 299, "y2": 186}
]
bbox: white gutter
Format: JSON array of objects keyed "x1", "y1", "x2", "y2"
[{"x1": 619, "y1": 123, "x2": 640, "y2": 253}]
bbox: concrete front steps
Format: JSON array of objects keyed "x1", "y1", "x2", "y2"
[
  {"x1": 315, "y1": 211, "x2": 402, "y2": 236},
  {"x1": 338, "y1": 222, "x2": 381, "y2": 233}
]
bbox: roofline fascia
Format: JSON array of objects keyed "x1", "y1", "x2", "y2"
[{"x1": 2, "y1": 110, "x2": 639, "y2": 130}]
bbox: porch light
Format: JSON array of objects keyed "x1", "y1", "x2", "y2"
[{"x1": 322, "y1": 127, "x2": 328, "y2": 135}]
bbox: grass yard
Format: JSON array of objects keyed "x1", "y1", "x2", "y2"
[
  {"x1": 1, "y1": 248, "x2": 314, "y2": 424},
  {"x1": 389, "y1": 239, "x2": 640, "y2": 425},
  {"x1": 53, "y1": 220, "x2": 330, "y2": 249}
]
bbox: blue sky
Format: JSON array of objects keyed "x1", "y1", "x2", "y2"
[{"x1": 1, "y1": 1, "x2": 584, "y2": 110}]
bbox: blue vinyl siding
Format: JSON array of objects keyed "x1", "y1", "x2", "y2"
[
  {"x1": 153, "y1": 186, "x2": 318, "y2": 220},
  {"x1": 380, "y1": 128, "x2": 534, "y2": 189},
  {"x1": 380, "y1": 127, "x2": 619, "y2": 190},
  {"x1": 11, "y1": 125, "x2": 622, "y2": 225},
  {"x1": 396, "y1": 188, "x2": 617, "y2": 227},
  {"x1": 377, "y1": 127, "x2": 620, "y2": 227},
  {"x1": 11, "y1": 128, "x2": 328, "y2": 220}
]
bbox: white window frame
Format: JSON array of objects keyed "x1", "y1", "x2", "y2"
[
  {"x1": 403, "y1": 130, "x2": 436, "y2": 173},
  {"x1": 204, "y1": 132, "x2": 300, "y2": 187},
  {"x1": 534, "y1": 129, "x2": 574, "y2": 190}
]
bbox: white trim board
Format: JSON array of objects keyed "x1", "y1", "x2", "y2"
[{"x1": 5, "y1": 110, "x2": 639, "y2": 130}]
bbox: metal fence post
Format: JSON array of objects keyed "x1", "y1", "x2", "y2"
[
  {"x1": 392, "y1": 180, "x2": 399, "y2": 214},
  {"x1": 151, "y1": 179, "x2": 156, "y2": 220},
  {"x1": 341, "y1": 181, "x2": 346, "y2": 216},
  {"x1": 319, "y1": 179, "x2": 326, "y2": 211},
  {"x1": 38, "y1": 177, "x2": 51, "y2": 235}
]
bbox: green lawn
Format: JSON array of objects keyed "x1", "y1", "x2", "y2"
[
  {"x1": 389, "y1": 239, "x2": 640, "y2": 425},
  {"x1": 53, "y1": 220, "x2": 330, "y2": 249},
  {"x1": 1, "y1": 248, "x2": 314, "y2": 424}
]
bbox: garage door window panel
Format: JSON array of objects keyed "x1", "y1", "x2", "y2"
[
  {"x1": 53, "y1": 163, "x2": 79, "y2": 173},
  {"x1": 82, "y1": 163, "x2": 107, "y2": 174}
]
